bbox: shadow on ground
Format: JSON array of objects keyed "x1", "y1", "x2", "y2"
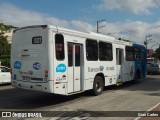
[{"x1": 0, "y1": 75, "x2": 159, "y2": 109}]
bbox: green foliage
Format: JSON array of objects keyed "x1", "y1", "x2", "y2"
[
  {"x1": 0, "y1": 23, "x2": 12, "y2": 34},
  {"x1": 0, "y1": 57, "x2": 10, "y2": 67},
  {"x1": 0, "y1": 23, "x2": 12, "y2": 67},
  {"x1": 0, "y1": 36, "x2": 10, "y2": 55},
  {"x1": 154, "y1": 47, "x2": 160, "y2": 60}
]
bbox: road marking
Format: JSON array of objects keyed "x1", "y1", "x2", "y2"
[
  {"x1": 147, "y1": 102, "x2": 160, "y2": 111},
  {"x1": 134, "y1": 102, "x2": 160, "y2": 120}
]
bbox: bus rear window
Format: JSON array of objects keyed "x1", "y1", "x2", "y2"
[{"x1": 55, "y1": 34, "x2": 65, "y2": 60}]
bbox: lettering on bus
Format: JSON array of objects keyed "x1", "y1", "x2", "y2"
[
  {"x1": 88, "y1": 66, "x2": 104, "y2": 72},
  {"x1": 56, "y1": 64, "x2": 66, "y2": 73},
  {"x1": 106, "y1": 66, "x2": 115, "y2": 70},
  {"x1": 56, "y1": 75, "x2": 66, "y2": 81},
  {"x1": 19, "y1": 70, "x2": 33, "y2": 75}
]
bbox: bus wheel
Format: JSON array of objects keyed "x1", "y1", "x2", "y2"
[
  {"x1": 134, "y1": 70, "x2": 141, "y2": 83},
  {"x1": 136, "y1": 70, "x2": 141, "y2": 80},
  {"x1": 93, "y1": 76, "x2": 104, "y2": 96}
]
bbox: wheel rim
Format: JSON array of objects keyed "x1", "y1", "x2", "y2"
[{"x1": 96, "y1": 80, "x2": 102, "y2": 92}]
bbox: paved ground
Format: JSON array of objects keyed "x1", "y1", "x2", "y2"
[{"x1": 0, "y1": 75, "x2": 160, "y2": 120}]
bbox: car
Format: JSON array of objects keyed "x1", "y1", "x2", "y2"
[
  {"x1": 0, "y1": 66, "x2": 11, "y2": 84},
  {"x1": 147, "y1": 58, "x2": 157, "y2": 63},
  {"x1": 147, "y1": 63, "x2": 160, "y2": 75}
]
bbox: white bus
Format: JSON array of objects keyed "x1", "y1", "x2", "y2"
[{"x1": 11, "y1": 25, "x2": 146, "y2": 95}]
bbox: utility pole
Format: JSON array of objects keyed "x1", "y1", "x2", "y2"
[
  {"x1": 144, "y1": 35, "x2": 152, "y2": 50},
  {"x1": 97, "y1": 19, "x2": 105, "y2": 33}
]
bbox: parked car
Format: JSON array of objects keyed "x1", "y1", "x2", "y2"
[
  {"x1": 0, "y1": 66, "x2": 11, "y2": 84},
  {"x1": 147, "y1": 58, "x2": 157, "y2": 63},
  {"x1": 147, "y1": 63, "x2": 160, "y2": 75}
]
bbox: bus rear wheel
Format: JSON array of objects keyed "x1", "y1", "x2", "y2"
[
  {"x1": 93, "y1": 76, "x2": 104, "y2": 96},
  {"x1": 133, "y1": 70, "x2": 141, "y2": 83},
  {"x1": 136, "y1": 70, "x2": 141, "y2": 80}
]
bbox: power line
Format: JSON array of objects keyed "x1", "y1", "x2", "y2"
[{"x1": 153, "y1": 0, "x2": 160, "y2": 8}]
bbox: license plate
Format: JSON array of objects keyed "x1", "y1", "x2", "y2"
[{"x1": 22, "y1": 76, "x2": 30, "y2": 80}]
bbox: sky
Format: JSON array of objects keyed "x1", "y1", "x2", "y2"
[{"x1": 0, "y1": 0, "x2": 160, "y2": 49}]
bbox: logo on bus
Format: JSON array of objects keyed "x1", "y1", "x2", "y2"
[
  {"x1": 56, "y1": 64, "x2": 66, "y2": 73},
  {"x1": 14, "y1": 61, "x2": 21, "y2": 69},
  {"x1": 88, "y1": 66, "x2": 104, "y2": 72},
  {"x1": 106, "y1": 66, "x2": 115, "y2": 70},
  {"x1": 33, "y1": 62, "x2": 41, "y2": 70},
  {"x1": 100, "y1": 66, "x2": 104, "y2": 71}
]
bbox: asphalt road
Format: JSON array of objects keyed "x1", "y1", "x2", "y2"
[{"x1": 0, "y1": 75, "x2": 160, "y2": 120}]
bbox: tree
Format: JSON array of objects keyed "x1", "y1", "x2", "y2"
[
  {"x1": 0, "y1": 23, "x2": 12, "y2": 67},
  {"x1": 154, "y1": 46, "x2": 160, "y2": 60}
]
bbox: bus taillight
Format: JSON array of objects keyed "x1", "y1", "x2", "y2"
[{"x1": 45, "y1": 70, "x2": 48, "y2": 78}]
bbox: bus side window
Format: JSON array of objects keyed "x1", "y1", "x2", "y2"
[
  {"x1": 86, "y1": 39, "x2": 98, "y2": 61},
  {"x1": 55, "y1": 34, "x2": 65, "y2": 60},
  {"x1": 125, "y1": 46, "x2": 134, "y2": 61},
  {"x1": 99, "y1": 41, "x2": 113, "y2": 61},
  {"x1": 134, "y1": 48, "x2": 141, "y2": 60}
]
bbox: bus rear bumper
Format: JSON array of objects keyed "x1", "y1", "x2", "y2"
[{"x1": 11, "y1": 80, "x2": 53, "y2": 93}]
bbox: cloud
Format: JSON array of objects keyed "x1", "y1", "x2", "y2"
[
  {"x1": 97, "y1": 0, "x2": 155, "y2": 14},
  {"x1": 0, "y1": 2, "x2": 160, "y2": 49},
  {"x1": 100, "y1": 21, "x2": 147, "y2": 42},
  {"x1": 70, "y1": 20, "x2": 95, "y2": 32},
  {"x1": 0, "y1": 3, "x2": 95, "y2": 32},
  {"x1": 98, "y1": 20, "x2": 160, "y2": 48},
  {"x1": 0, "y1": 3, "x2": 69, "y2": 27}
]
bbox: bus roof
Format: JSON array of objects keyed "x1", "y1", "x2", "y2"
[{"x1": 14, "y1": 24, "x2": 134, "y2": 46}]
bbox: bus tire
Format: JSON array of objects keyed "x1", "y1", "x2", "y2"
[
  {"x1": 135, "y1": 70, "x2": 141, "y2": 82},
  {"x1": 132, "y1": 70, "x2": 141, "y2": 84},
  {"x1": 137, "y1": 70, "x2": 141, "y2": 79},
  {"x1": 93, "y1": 76, "x2": 104, "y2": 96}
]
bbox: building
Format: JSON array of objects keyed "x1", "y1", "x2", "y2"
[
  {"x1": 3, "y1": 27, "x2": 17, "y2": 44},
  {"x1": 147, "y1": 49, "x2": 153, "y2": 58}
]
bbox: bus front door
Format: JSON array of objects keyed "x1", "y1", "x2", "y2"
[{"x1": 67, "y1": 43, "x2": 82, "y2": 93}]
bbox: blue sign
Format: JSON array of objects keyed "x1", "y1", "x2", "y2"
[
  {"x1": 33, "y1": 62, "x2": 41, "y2": 70},
  {"x1": 14, "y1": 61, "x2": 21, "y2": 69},
  {"x1": 56, "y1": 64, "x2": 66, "y2": 73}
]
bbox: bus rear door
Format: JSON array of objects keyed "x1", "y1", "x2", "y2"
[{"x1": 116, "y1": 48, "x2": 124, "y2": 83}]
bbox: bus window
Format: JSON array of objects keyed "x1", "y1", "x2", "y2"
[
  {"x1": 134, "y1": 48, "x2": 141, "y2": 60},
  {"x1": 55, "y1": 34, "x2": 65, "y2": 60},
  {"x1": 86, "y1": 39, "x2": 98, "y2": 61},
  {"x1": 125, "y1": 46, "x2": 134, "y2": 61},
  {"x1": 99, "y1": 41, "x2": 113, "y2": 61},
  {"x1": 75, "y1": 45, "x2": 80, "y2": 66},
  {"x1": 68, "y1": 43, "x2": 73, "y2": 67}
]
